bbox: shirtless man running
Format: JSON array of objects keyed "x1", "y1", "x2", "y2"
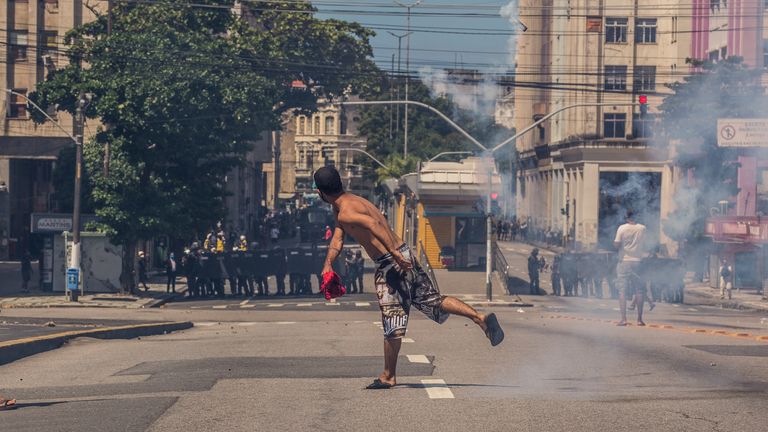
[{"x1": 313, "y1": 166, "x2": 505, "y2": 390}]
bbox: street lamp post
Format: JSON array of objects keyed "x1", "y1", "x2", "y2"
[
  {"x1": 393, "y1": 0, "x2": 422, "y2": 158},
  {"x1": 5, "y1": 89, "x2": 87, "y2": 297}
]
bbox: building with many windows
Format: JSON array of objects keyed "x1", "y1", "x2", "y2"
[
  {"x1": 1, "y1": 0, "x2": 105, "y2": 259},
  {"x1": 513, "y1": 0, "x2": 693, "y2": 252},
  {"x1": 292, "y1": 98, "x2": 369, "y2": 198}
]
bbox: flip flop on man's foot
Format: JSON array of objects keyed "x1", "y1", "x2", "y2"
[
  {"x1": 365, "y1": 379, "x2": 394, "y2": 390},
  {"x1": 0, "y1": 398, "x2": 17, "y2": 410},
  {"x1": 484, "y1": 313, "x2": 505, "y2": 346}
]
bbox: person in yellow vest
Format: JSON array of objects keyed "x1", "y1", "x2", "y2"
[
  {"x1": 238, "y1": 235, "x2": 248, "y2": 252},
  {"x1": 216, "y1": 233, "x2": 226, "y2": 253}
]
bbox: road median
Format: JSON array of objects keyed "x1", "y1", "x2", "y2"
[{"x1": 0, "y1": 321, "x2": 193, "y2": 366}]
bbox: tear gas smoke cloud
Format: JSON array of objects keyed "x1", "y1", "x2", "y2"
[{"x1": 499, "y1": 0, "x2": 521, "y2": 66}]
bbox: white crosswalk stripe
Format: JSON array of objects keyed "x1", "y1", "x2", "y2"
[
  {"x1": 212, "y1": 305, "x2": 228, "y2": 309},
  {"x1": 421, "y1": 379, "x2": 455, "y2": 399},
  {"x1": 267, "y1": 304, "x2": 284, "y2": 308},
  {"x1": 355, "y1": 302, "x2": 371, "y2": 307},
  {"x1": 407, "y1": 355, "x2": 430, "y2": 364}
]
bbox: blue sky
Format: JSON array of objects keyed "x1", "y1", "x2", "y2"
[{"x1": 315, "y1": 1, "x2": 516, "y2": 74}]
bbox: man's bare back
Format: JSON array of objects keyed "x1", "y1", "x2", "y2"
[{"x1": 333, "y1": 193, "x2": 401, "y2": 261}]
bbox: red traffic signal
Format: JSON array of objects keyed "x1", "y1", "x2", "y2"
[
  {"x1": 490, "y1": 193, "x2": 499, "y2": 200},
  {"x1": 639, "y1": 94, "x2": 648, "y2": 104}
]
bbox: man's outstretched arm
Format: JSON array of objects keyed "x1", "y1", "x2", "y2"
[{"x1": 322, "y1": 226, "x2": 345, "y2": 273}]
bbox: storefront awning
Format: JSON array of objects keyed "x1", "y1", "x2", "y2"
[{"x1": 423, "y1": 204, "x2": 483, "y2": 218}]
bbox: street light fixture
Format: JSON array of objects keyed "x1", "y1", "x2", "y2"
[{"x1": 393, "y1": 0, "x2": 423, "y2": 159}]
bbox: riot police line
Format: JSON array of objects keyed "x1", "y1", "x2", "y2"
[
  {"x1": 549, "y1": 252, "x2": 685, "y2": 303},
  {"x1": 183, "y1": 245, "x2": 333, "y2": 297}
]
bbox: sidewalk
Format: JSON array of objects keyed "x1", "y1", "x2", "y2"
[
  {"x1": 685, "y1": 281, "x2": 768, "y2": 312},
  {"x1": 432, "y1": 269, "x2": 531, "y2": 307},
  {"x1": 0, "y1": 277, "x2": 186, "y2": 310}
]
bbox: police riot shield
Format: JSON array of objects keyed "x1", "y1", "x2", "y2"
[
  {"x1": 254, "y1": 250, "x2": 270, "y2": 277},
  {"x1": 224, "y1": 252, "x2": 240, "y2": 278},
  {"x1": 198, "y1": 253, "x2": 223, "y2": 279},
  {"x1": 286, "y1": 248, "x2": 304, "y2": 275},
  {"x1": 312, "y1": 245, "x2": 328, "y2": 275},
  {"x1": 213, "y1": 253, "x2": 229, "y2": 279},
  {"x1": 267, "y1": 248, "x2": 287, "y2": 276},
  {"x1": 240, "y1": 251, "x2": 256, "y2": 277}
]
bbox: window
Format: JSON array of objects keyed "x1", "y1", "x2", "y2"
[
  {"x1": 604, "y1": 113, "x2": 626, "y2": 138},
  {"x1": 709, "y1": 49, "x2": 720, "y2": 62},
  {"x1": 8, "y1": 89, "x2": 28, "y2": 118},
  {"x1": 604, "y1": 65, "x2": 627, "y2": 91},
  {"x1": 632, "y1": 114, "x2": 654, "y2": 138},
  {"x1": 313, "y1": 116, "x2": 320, "y2": 135},
  {"x1": 43, "y1": 0, "x2": 59, "y2": 14},
  {"x1": 40, "y1": 31, "x2": 57, "y2": 48},
  {"x1": 635, "y1": 18, "x2": 657, "y2": 43},
  {"x1": 764, "y1": 40, "x2": 768, "y2": 67},
  {"x1": 633, "y1": 66, "x2": 656, "y2": 91},
  {"x1": 720, "y1": 46, "x2": 727, "y2": 60},
  {"x1": 605, "y1": 18, "x2": 628, "y2": 43},
  {"x1": 10, "y1": 31, "x2": 28, "y2": 61},
  {"x1": 586, "y1": 16, "x2": 602, "y2": 33},
  {"x1": 325, "y1": 116, "x2": 335, "y2": 135},
  {"x1": 298, "y1": 116, "x2": 306, "y2": 135}
]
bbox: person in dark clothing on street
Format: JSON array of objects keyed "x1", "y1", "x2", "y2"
[
  {"x1": 354, "y1": 250, "x2": 365, "y2": 293},
  {"x1": 166, "y1": 252, "x2": 177, "y2": 293},
  {"x1": 528, "y1": 248, "x2": 540, "y2": 295},
  {"x1": 137, "y1": 251, "x2": 149, "y2": 291},
  {"x1": 20, "y1": 251, "x2": 32, "y2": 292},
  {"x1": 551, "y1": 254, "x2": 562, "y2": 296}
]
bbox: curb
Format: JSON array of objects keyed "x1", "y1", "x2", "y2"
[
  {"x1": 465, "y1": 302, "x2": 534, "y2": 308},
  {"x1": 0, "y1": 321, "x2": 193, "y2": 366}
]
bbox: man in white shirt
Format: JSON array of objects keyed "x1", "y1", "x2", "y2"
[{"x1": 613, "y1": 211, "x2": 647, "y2": 326}]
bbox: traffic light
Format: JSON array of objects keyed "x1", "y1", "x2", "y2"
[{"x1": 639, "y1": 94, "x2": 648, "y2": 117}]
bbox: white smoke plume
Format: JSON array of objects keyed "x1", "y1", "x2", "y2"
[
  {"x1": 417, "y1": 66, "x2": 502, "y2": 117},
  {"x1": 500, "y1": 0, "x2": 521, "y2": 67}
]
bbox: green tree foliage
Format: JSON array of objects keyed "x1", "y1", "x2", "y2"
[
  {"x1": 358, "y1": 78, "x2": 511, "y2": 182},
  {"x1": 659, "y1": 58, "x2": 768, "y2": 243},
  {"x1": 30, "y1": 0, "x2": 376, "y2": 291}
]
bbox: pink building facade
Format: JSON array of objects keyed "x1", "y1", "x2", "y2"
[{"x1": 691, "y1": 0, "x2": 764, "y2": 67}]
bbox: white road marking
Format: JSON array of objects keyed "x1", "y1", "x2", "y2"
[
  {"x1": 194, "y1": 322, "x2": 219, "y2": 327},
  {"x1": 402, "y1": 338, "x2": 415, "y2": 343},
  {"x1": 296, "y1": 303, "x2": 313, "y2": 307},
  {"x1": 420, "y1": 379, "x2": 454, "y2": 399},
  {"x1": 267, "y1": 304, "x2": 284, "y2": 308},
  {"x1": 325, "y1": 302, "x2": 340, "y2": 306},
  {"x1": 239, "y1": 300, "x2": 250, "y2": 306},
  {"x1": 238, "y1": 322, "x2": 258, "y2": 326},
  {"x1": 212, "y1": 305, "x2": 228, "y2": 310},
  {"x1": 276, "y1": 321, "x2": 296, "y2": 325},
  {"x1": 355, "y1": 302, "x2": 371, "y2": 307},
  {"x1": 240, "y1": 305, "x2": 256, "y2": 309},
  {"x1": 687, "y1": 308, "x2": 699, "y2": 312},
  {"x1": 407, "y1": 355, "x2": 430, "y2": 364}
]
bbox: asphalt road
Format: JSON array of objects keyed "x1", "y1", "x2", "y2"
[{"x1": 0, "y1": 287, "x2": 765, "y2": 432}]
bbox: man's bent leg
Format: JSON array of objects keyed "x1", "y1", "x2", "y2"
[
  {"x1": 440, "y1": 296, "x2": 486, "y2": 330},
  {"x1": 380, "y1": 338, "x2": 402, "y2": 386}
]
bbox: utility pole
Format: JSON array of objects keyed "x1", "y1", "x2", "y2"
[
  {"x1": 394, "y1": 0, "x2": 422, "y2": 158},
  {"x1": 71, "y1": 92, "x2": 87, "y2": 272},
  {"x1": 387, "y1": 31, "x2": 410, "y2": 146}
]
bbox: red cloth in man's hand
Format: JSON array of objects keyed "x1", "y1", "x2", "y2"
[{"x1": 321, "y1": 271, "x2": 346, "y2": 300}]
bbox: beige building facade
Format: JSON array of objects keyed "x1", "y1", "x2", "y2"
[
  {"x1": 1, "y1": 0, "x2": 104, "y2": 259},
  {"x1": 513, "y1": 0, "x2": 692, "y2": 253}
]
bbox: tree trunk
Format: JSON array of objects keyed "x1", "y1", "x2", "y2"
[{"x1": 120, "y1": 241, "x2": 136, "y2": 295}]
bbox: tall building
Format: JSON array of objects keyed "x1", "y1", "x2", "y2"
[
  {"x1": 513, "y1": 0, "x2": 692, "y2": 252},
  {"x1": 1, "y1": 0, "x2": 104, "y2": 259},
  {"x1": 292, "y1": 97, "x2": 369, "y2": 198}
]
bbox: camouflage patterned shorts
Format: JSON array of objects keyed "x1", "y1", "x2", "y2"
[{"x1": 374, "y1": 244, "x2": 448, "y2": 339}]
